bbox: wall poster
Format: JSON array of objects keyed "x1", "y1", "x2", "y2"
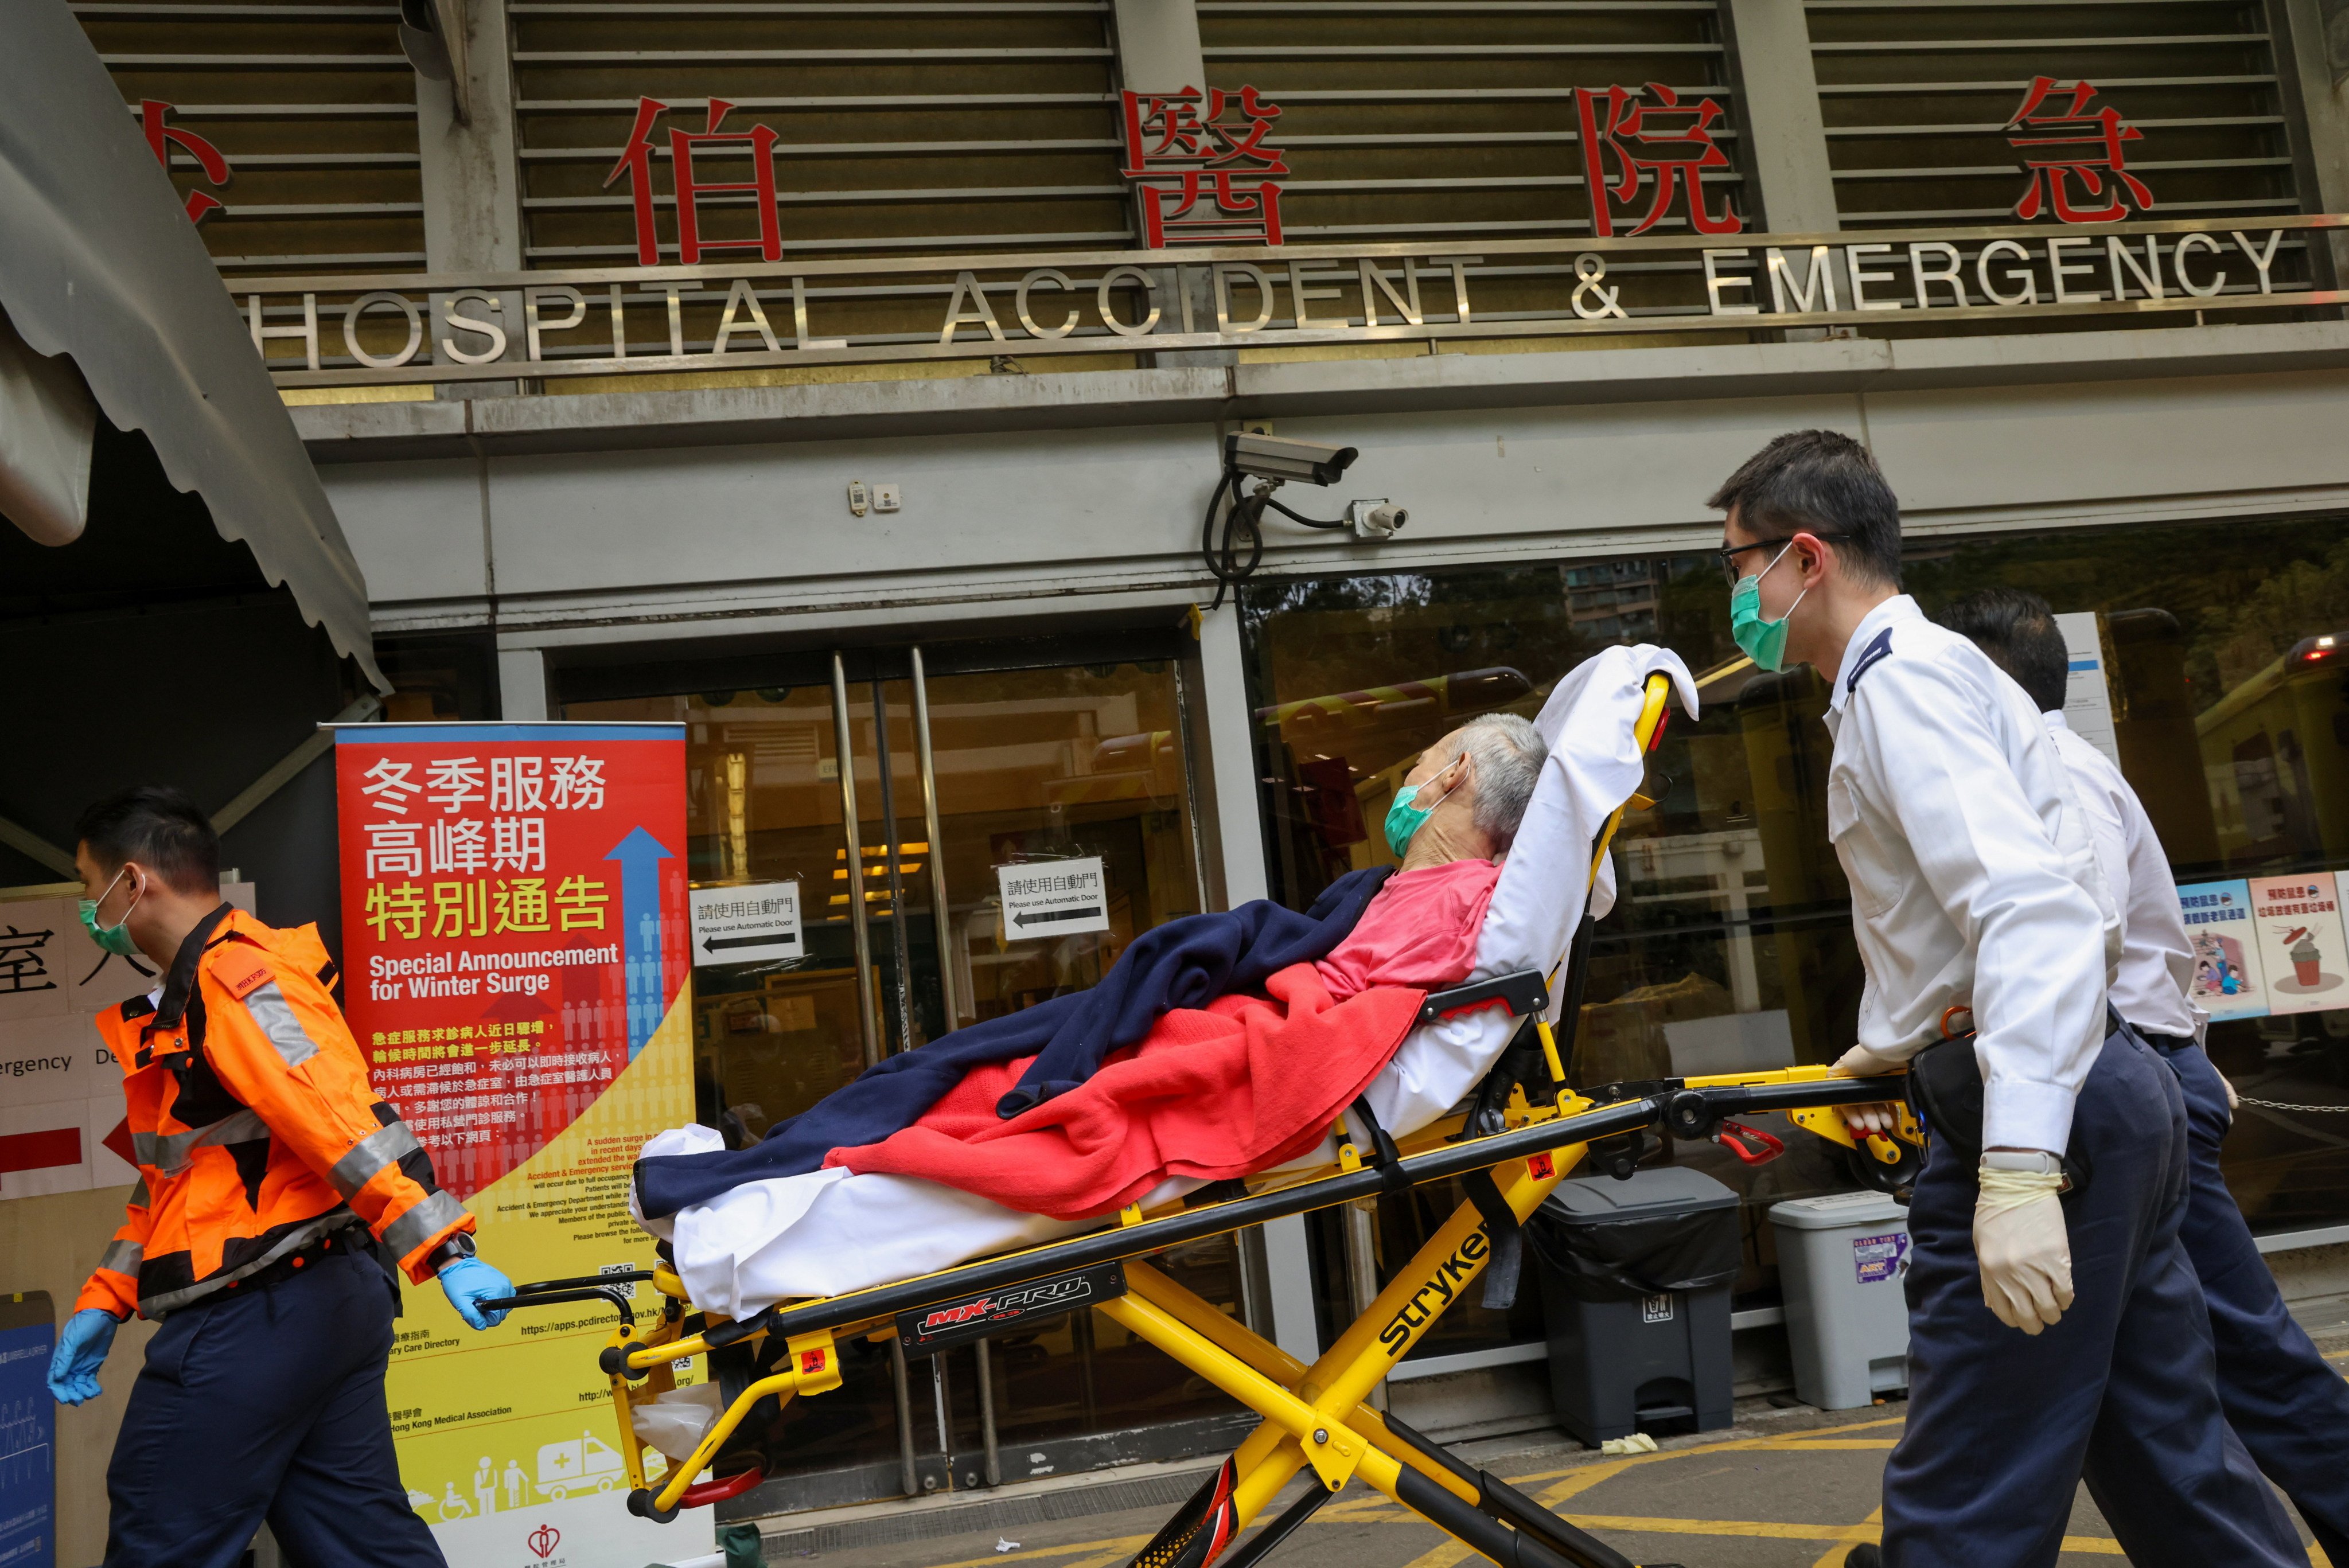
[{"x1": 336, "y1": 720, "x2": 711, "y2": 1567}]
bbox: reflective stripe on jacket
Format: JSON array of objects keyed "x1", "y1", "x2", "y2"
[{"x1": 75, "y1": 905, "x2": 473, "y2": 1320}]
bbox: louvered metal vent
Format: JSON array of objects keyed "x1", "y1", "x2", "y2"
[
  {"x1": 1195, "y1": 0, "x2": 1746, "y2": 245},
  {"x1": 73, "y1": 1, "x2": 427, "y2": 276},
  {"x1": 508, "y1": 1, "x2": 1128, "y2": 267},
  {"x1": 1810, "y1": 1, "x2": 2309, "y2": 228}
]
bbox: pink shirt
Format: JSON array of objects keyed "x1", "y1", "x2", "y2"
[{"x1": 1314, "y1": 859, "x2": 1503, "y2": 1000}]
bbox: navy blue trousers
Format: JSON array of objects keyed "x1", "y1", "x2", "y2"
[
  {"x1": 2133, "y1": 1042, "x2": 2349, "y2": 1562},
  {"x1": 1881, "y1": 1024, "x2": 2305, "y2": 1568},
  {"x1": 105, "y1": 1247, "x2": 445, "y2": 1568}
]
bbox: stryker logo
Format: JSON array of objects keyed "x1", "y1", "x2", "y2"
[
  {"x1": 917, "y1": 1276, "x2": 1092, "y2": 1337},
  {"x1": 1377, "y1": 1229, "x2": 1490, "y2": 1356}
]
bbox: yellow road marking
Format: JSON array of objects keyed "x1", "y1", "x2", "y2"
[
  {"x1": 1392, "y1": 1541, "x2": 1478, "y2": 1568},
  {"x1": 1763, "y1": 1440, "x2": 1900, "y2": 1451},
  {"x1": 925, "y1": 1534, "x2": 1152, "y2": 1568},
  {"x1": 1810, "y1": 1504, "x2": 1882, "y2": 1567},
  {"x1": 1505, "y1": 1412, "x2": 1906, "y2": 1487},
  {"x1": 1566, "y1": 1514, "x2": 1870, "y2": 1542}
]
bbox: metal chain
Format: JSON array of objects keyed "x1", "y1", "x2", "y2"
[{"x1": 2237, "y1": 1095, "x2": 2349, "y2": 1113}]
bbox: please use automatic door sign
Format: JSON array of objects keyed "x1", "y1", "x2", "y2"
[
  {"x1": 996, "y1": 856, "x2": 1111, "y2": 938},
  {"x1": 689, "y1": 881, "x2": 802, "y2": 966}
]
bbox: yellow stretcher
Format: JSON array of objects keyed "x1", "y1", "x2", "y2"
[{"x1": 492, "y1": 674, "x2": 1924, "y2": 1568}]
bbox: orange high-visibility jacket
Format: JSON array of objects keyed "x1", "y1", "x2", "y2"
[{"x1": 76, "y1": 905, "x2": 474, "y2": 1320}]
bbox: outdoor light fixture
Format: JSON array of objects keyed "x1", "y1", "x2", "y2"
[{"x1": 1202, "y1": 431, "x2": 1403, "y2": 607}]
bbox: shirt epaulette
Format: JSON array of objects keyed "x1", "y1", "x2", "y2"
[{"x1": 1845, "y1": 627, "x2": 1895, "y2": 693}]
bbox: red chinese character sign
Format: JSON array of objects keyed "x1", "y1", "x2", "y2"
[
  {"x1": 2005, "y1": 77, "x2": 2154, "y2": 223},
  {"x1": 336, "y1": 721, "x2": 689, "y2": 1200},
  {"x1": 1575, "y1": 83, "x2": 1742, "y2": 239},
  {"x1": 606, "y1": 96, "x2": 782, "y2": 266},
  {"x1": 141, "y1": 100, "x2": 230, "y2": 224},
  {"x1": 1120, "y1": 86, "x2": 1290, "y2": 246}
]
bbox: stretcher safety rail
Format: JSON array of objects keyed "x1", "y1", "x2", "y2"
[{"x1": 486, "y1": 673, "x2": 1927, "y2": 1568}]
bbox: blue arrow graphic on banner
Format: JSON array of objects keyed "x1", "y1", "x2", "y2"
[{"x1": 603, "y1": 826, "x2": 675, "y2": 1061}]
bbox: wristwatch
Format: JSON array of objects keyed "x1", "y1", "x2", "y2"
[
  {"x1": 424, "y1": 1232, "x2": 477, "y2": 1273},
  {"x1": 1981, "y1": 1148, "x2": 2071, "y2": 1192}
]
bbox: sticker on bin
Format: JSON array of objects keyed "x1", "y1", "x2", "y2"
[
  {"x1": 1852, "y1": 1231, "x2": 1911, "y2": 1284},
  {"x1": 1641, "y1": 1293, "x2": 1674, "y2": 1324}
]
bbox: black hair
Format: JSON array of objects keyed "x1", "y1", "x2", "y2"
[
  {"x1": 1935, "y1": 587, "x2": 2071, "y2": 713},
  {"x1": 73, "y1": 786, "x2": 220, "y2": 895},
  {"x1": 1706, "y1": 429, "x2": 1903, "y2": 588}
]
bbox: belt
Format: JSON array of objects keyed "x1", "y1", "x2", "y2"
[
  {"x1": 2135, "y1": 1028, "x2": 2195, "y2": 1055},
  {"x1": 190, "y1": 1223, "x2": 369, "y2": 1309}
]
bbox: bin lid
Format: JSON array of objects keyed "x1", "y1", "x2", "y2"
[
  {"x1": 1543, "y1": 1166, "x2": 1738, "y2": 1223},
  {"x1": 1768, "y1": 1189, "x2": 1908, "y2": 1230}
]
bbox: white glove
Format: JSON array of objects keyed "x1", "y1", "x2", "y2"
[
  {"x1": 1976, "y1": 1163, "x2": 2072, "y2": 1333},
  {"x1": 1831, "y1": 1044, "x2": 1906, "y2": 1137}
]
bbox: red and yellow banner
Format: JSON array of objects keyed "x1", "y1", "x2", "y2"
[{"x1": 336, "y1": 721, "x2": 710, "y2": 1567}]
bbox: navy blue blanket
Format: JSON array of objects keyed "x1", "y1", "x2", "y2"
[{"x1": 635, "y1": 867, "x2": 1392, "y2": 1220}]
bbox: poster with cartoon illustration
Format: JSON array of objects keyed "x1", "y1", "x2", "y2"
[
  {"x1": 2177, "y1": 879, "x2": 2269, "y2": 1022},
  {"x1": 2247, "y1": 873, "x2": 2348, "y2": 1016},
  {"x1": 337, "y1": 723, "x2": 712, "y2": 1567}
]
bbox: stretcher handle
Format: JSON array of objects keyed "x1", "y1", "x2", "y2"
[
  {"x1": 711, "y1": 1075, "x2": 1902, "y2": 1351},
  {"x1": 499, "y1": 1268, "x2": 659, "y2": 1295},
  {"x1": 482, "y1": 1269, "x2": 658, "y2": 1325},
  {"x1": 1418, "y1": 970, "x2": 1549, "y2": 1026},
  {"x1": 675, "y1": 1458, "x2": 767, "y2": 1509}
]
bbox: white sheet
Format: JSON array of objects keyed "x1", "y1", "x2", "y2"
[{"x1": 640, "y1": 646, "x2": 1698, "y2": 1317}]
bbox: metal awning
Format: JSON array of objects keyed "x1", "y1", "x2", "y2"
[{"x1": 0, "y1": 0, "x2": 385, "y2": 689}]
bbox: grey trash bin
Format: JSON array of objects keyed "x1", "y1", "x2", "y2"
[
  {"x1": 1527, "y1": 1167, "x2": 1739, "y2": 1448},
  {"x1": 1770, "y1": 1189, "x2": 1912, "y2": 1410}
]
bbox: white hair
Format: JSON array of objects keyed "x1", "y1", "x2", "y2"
[{"x1": 1451, "y1": 712, "x2": 1546, "y2": 852}]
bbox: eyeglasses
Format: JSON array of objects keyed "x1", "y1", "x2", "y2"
[{"x1": 1716, "y1": 532, "x2": 1848, "y2": 585}]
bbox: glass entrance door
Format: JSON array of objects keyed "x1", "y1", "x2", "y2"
[{"x1": 568, "y1": 635, "x2": 1255, "y2": 1511}]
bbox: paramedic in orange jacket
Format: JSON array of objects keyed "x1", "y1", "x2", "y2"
[{"x1": 44, "y1": 786, "x2": 515, "y2": 1568}]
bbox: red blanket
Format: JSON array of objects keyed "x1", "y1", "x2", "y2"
[{"x1": 825, "y1": 963, "x2": 1426, "y2": 1220}]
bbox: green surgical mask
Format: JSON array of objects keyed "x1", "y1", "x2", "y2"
[
  {"x1": 1729, "y1": 542, "x2": 1808, "y2": 674},
  {"x1": 1384, "y1": 762, "x2": 1461, "y2": 859},
  {"x1": 79, "y1": 867, "x2": 142, "y2": 957}
]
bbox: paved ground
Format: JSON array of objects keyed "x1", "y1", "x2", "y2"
[{"x1": 774, "y1": 1337, "x2": 2348, "y2": 1568}]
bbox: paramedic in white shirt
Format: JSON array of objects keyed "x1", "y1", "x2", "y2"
[
  {"x1": 1708, "y1": 430, "x2": 2302, "y2": 1568},
  {"x1": 1942, "y1": 585, "x2": 2349, "y2": 1565}
]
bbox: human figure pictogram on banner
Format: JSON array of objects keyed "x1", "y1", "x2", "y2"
[
  {"x1": 2005, "y1": 76, "x2": 2155, "y2": 223},
  {"x1": 605, "y1": 96, "x2": 783, "y2": 264},
  {"x1": 139, "y1": 100, "x2": 231, "y2": 223},
  {"x1": 1573, "y1": 82, "x2": 1743, "y2": 239},
  {"x1": 1119, "y1": 85, "x2": 1291, "y2": 247}
]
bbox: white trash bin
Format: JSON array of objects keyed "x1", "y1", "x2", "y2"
[{"x1": 1769, "y1": 1189, "x2": 1912, "y2": 1411}]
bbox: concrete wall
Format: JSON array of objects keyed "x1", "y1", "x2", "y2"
[{"x1": 304, "y1": 330, "x2": 2349, "y2": 654}]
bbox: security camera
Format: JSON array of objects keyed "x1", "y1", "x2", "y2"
[
  {"x1": 1225, "y1": 432, "x2": 1358, "y2": 487},
  {"x1": 1348, "y1": 500, "x2": 1407, "y2": 540}
]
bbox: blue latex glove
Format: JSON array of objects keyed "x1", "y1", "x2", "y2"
[
  {"x1": 48, "y1": 1309, "x2": 119, "y2": 1406},
  {"x1": 439, "y1": 1256, "x2": 513, "y2": 1330}
]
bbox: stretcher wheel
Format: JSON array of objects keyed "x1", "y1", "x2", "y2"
[
  {"x1": 627, "y1": 1487, "x2": 680, "y2": 1524},
  {"x1": 1837, "y1": 1137, "x2": 1921, "y2": 1196}
]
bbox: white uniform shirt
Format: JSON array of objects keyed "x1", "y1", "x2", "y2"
[
  {"x1": 2042, "y1": 713, "x2": 2201, "y2": 1040},
  {"x1": 1821, "y1": 596, "x2": 2121, "y2": 1154}
]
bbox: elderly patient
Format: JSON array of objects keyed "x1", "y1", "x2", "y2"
[
  {"x1": 633, "y1": 645, "x2": 1692, "y2": 1315},
  {"x1": 813, "y1": 712, "x2": 1548, "y2": 1216}
]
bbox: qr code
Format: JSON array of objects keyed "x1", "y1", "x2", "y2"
[{"x1": 599, "y1": 1261, "x2": 641, "y2": 1299}]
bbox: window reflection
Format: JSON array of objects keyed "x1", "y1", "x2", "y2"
[
  {"x1": 570, "y1": 652, "x2": 1240, "y2": 1494},
  {"x1": 1244, "y1": 516, "x2": 2349, "y2": 1347}
]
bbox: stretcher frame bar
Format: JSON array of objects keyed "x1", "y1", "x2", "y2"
[
  {"x1": 608, "y1": 673, "x2": 1915, "y2": 1563},
  {"x1": 652, "y1": 1070, "x2": 1886, "y2": 1364}
]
